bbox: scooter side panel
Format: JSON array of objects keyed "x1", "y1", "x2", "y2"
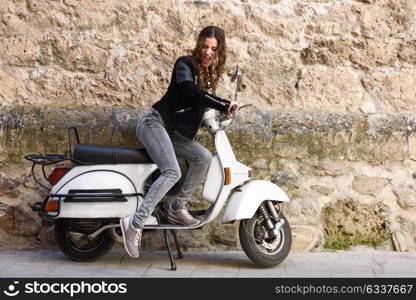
[
  {"x1": 221, "y1": 180, "x2": 289, "y2": 224},
  {"x1": 52, "y1": 164, "x2": 156, "y2": 218},
  {"x1": 51, "y1": 164, "x2": 157, "y2": 195}
]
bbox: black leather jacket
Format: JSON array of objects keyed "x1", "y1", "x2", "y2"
[{"x1": 152, "y1": 56, "x2": 230, "y2": 139}]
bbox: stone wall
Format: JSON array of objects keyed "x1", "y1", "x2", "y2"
[
  {"x1": 1, "y1": 0, "x2": 416, "y2": 252},
  {"x1": 1, "y1": 0, "x2": 416, "y2": 113}
]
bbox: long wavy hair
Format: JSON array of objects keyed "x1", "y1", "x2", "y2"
[{"x1": 191, "y1": 26, "x2": 226, "y2": 94}]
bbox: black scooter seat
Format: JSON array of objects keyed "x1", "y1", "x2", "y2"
[{"x1": 73, "y1": 143, "x2": 154, "y2": 164}]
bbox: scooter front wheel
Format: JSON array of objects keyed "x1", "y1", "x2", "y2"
[
  {"x1": 239, "y1": 212, "x2": 291, "y2": 268},
  {"x1": 55, "y1": 219, "x2": 115, "y2": 262}
]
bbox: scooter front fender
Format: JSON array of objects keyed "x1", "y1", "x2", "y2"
[{"x1": 221, "y1": 180, "x2": 289, "y2": 224}]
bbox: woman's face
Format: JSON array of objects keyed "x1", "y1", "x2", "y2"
[{"x1": 200, "y1": 37, "x2": 218, "y2": 67}]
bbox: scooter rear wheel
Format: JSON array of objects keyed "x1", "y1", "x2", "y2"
[
  {"x1": 55, "y1": 219, "x2": 115, "y2": 262},
  {"x1": 239, "y1": 212, "x2": 291, "y2": 268}
]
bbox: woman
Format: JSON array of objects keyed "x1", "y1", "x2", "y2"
[{"x1": 120, "y1": 26, "x2": 238, "y2": 258}]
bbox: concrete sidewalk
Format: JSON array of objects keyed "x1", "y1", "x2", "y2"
[{"x1": 0, "y1": 250, "x2": 415, "y2": 278}]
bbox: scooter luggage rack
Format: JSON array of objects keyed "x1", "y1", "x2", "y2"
[
  {"x1": 51, "y1": 192, "x2": 141, "y2": 202},
  {"x1": 24, "y1": 153, "x2": 74, "y2": 191},
  {"x1": 24, "y1": 153, "x2": 70, "y2": 165}
]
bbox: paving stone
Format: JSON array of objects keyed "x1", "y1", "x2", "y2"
[
  {"x1": 0, "y1": 251, "x2": 38, "y2": 264},
  {"x1": 119, "y1": 255, "x2": 161, "y2": 269},
  {"x1": 140, "y1": 264, "x2": 194, "y2": 278},
  {"x1": 237, "y1": 266, "x2": 284, "y2": 278},
  {"x1": 0, "y1": 263, "x2": 55, "y2": 278},
  {"x1": 284, "y1": 266, "x2": 331, "y2": 278},
  {"x1": 92, "y1": 266, "x2": 146, "y2": 278},
  {"x1": 188, "y1": 263, "x2": 239, "y2": 278},
  {"x1": 329, "y1": 267, "x2": 376, "y2": 278},
  {"x1": 0, "y1": 262, "x2": 13, "y2": 272},
  {"x1": 372, "y1": 265, "x2": 416, "y2": 278},
  {"x1": 43, "y1": 264, "x2": 104, "y2": 278},
  {"x1": 188, "y1": 269, "x2": 238, "y2": 278}
]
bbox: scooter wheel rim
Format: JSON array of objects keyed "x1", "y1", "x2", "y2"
[{"x1": 254, "y1": 219, "x2": 285, "y2": 255}]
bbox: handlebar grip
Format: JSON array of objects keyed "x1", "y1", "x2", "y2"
[{"x1": 229, "y1": 104, "x2": 238, "y2": 113}]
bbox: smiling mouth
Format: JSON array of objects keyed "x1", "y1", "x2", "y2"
[{"x1": 202, "y1": 55, "x2": 212, "y2": 64}]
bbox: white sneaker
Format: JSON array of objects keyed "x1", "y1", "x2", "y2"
[
  {"x1": 120, "y1": 216, "x2": 142, "y2": 258},
  {"x1": 144, "y1": 215, "x2": 158, "y2": 225},
  {"x1": 167, "y1": 207, "x2": 200, "y2": 226}
]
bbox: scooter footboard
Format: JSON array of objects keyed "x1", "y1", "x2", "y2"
[
  {"x1": 221, "y1": 180, "x2": 289, "y2": 224},
  {"x1": 49, "y1": 170, "x2": 140, "y2": 218}
]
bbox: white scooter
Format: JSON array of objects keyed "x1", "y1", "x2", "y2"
[{"x1": 25, "y1": 68, "x2": 292, "y2": 270}]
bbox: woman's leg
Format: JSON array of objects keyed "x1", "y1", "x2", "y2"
[
  {"x1": 132, "y1": 109, "x2": 182, "y2": 229},
  {"x1": 170, "y1": 130, "x2": 212, "y2": 210},
  {"x1": 120, "y1": 109, "x2": 182, "y2": 258}
]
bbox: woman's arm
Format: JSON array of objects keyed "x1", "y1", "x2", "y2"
[{"x1": 175, "y1": 60, "x2": 230, "y2": 112}]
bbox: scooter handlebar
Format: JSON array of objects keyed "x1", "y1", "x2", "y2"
[
  {"x1": 239, "y1": 104, "x2": 254, "y2": 110},
  {"x1": 221, "y1": 103, "x2": 255, "y2": 117}
]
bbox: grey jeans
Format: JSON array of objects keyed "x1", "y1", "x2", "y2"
[{"x1": 132, "y1": 108, "x2": 212, "y2": 229}]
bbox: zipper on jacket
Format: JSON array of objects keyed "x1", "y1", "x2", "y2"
[{"x1": 174, "y1": 107, "x2": 192, "y2": 114}]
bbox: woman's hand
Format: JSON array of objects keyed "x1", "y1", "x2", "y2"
[{"x1": 228, "y1": 101, "x2": 239, "y2": 114}]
